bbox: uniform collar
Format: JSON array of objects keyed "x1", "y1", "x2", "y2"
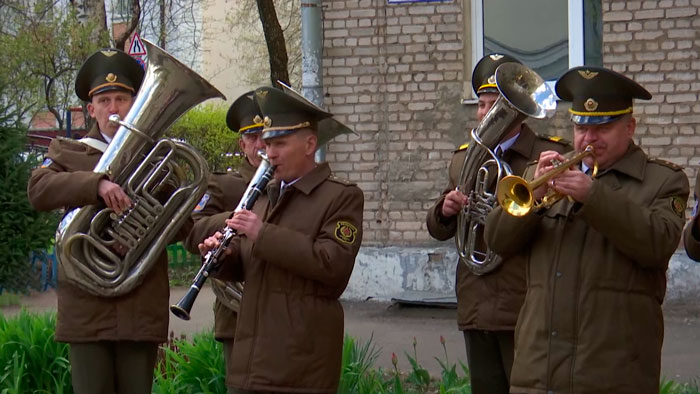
[
  {"x1": 599, "y1": 142, "x2": 646, "y2": 181},
  {"x1": 506, "y1": 123, "x2": 537, "y2": 159},
  {"x1": 279, "y1": 162, "x2": 332, "y2": 195},
  {"x1": 238, "y1": 158, "x2": 257, "y2": 183},
  {"x1": 86, "y1": 123, "x2": 106, "y2": 141}
]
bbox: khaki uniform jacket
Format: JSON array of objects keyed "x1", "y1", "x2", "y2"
[
  {"x1": 184, "y1": 159, "x2": 257, "y2": 340},
  {"x1": 215, "y1": 163, "x2": 364, "y2": 393},
  {"x1": 27, "y1": 126, "x2": 178, "y2": 343},
  {"x1": 426, "y1": 124, "x2": 571, "y2": 331},
  {"x1": 485, "y1": 143, "x2": 689, "y2": 394},
  {"x1": 682, "y1": 173, "x2": 700, "y2": 260}
]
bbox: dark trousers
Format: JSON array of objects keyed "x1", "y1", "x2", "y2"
[
  {"x1": 69, "y1": 341, "x2": 159, "y2": 394},
  {"x1": 463, "y1": 329, "x2": 514, "y2": 394}
]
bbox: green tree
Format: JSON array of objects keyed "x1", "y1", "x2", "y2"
[
  {"x1": 0, "y1": 0, "x2": 103, "y2": 127},
  {"x1": 166, "y1": 104, "x2": 242, "y2": 173},
  {"x1": 0, "y1": 113, "x2": 59, "y2": 293}
]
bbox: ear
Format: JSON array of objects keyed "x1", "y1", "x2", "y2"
[
  {"x1": 625, "y1": 116, "x2": 636, "y2": 138},
  {"x1": 86, "y1": 102, "x2": 96, "y2": 118},
  {"x1": 304, "y1": 132, "x2": 318, "y2": 156},
  {"x1": 238, "y1": 136, "x2": 245, "y2": 151}
]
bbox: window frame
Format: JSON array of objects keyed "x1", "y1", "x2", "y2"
[{"x1": 467, "y1": 0, "x2": 584, "y2": 100}]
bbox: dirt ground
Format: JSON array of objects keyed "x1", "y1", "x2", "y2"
[{"x1": 2, "y1": 287, "x2": 699, "y2": 383}]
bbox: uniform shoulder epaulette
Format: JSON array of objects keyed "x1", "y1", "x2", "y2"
[
  {"x1": 454, "y1": 142, "x2": 470, "y2": 152},
  {"x1": 648, "y1": 157, "x2": 684, "y2": 171},
  {"x1": 537, "y1": 133, "x2": 571, "y2": 146},
  {"x1": 328, "y1": 174, "x2": 356, "y2": 186}
]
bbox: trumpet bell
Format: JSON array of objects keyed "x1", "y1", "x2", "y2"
[{"x1": 497, "y1": 175, "x2": 535, "y2": 217}]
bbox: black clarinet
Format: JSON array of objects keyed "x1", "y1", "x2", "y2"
[{"x1": 170, "y1": 153, "x2": 276, "y2": 320}]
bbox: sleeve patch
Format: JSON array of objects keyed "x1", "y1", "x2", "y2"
[
  {"x1": 335, "y1": 221, "x2": 358, "y2": 245},
  {"x1": 193, "y1": 192, "x2": 210, "y2": 213},
  {"x1": 40, "y1": 158, "x2": 53, "y2": 168},
  {"x1": 671, "y1": 196, "x2": 686, "y2": 218}
]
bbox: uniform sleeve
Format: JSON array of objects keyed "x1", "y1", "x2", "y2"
[
  {"x1": 579, "y1": 168, "x2": 689, "y2": 268},
  {"x1": 252, "y1": 186, "x2": 364, "y2": 291},
  {"x1": 426, "y1": 153, "x2": 461, "y2": 241},
  {"x1": 27, "y1": 141, "x2": 105, "y2": 211},
  {"x1": 484, "y1": 205, "x2": 542, "y2": 257},
  {"x1": 184, "y1": 211, "x2": 231, "y2": 254},
  {"x1": 682, "y1": 175, "x2": 700, "y2": 261}
]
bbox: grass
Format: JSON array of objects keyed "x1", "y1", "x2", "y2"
[{"x1": 0, "y1": 310, "x2": 696, "y2": 394}]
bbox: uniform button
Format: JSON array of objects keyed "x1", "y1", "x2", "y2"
[
  {"x1": 551, "y1": 330, "x2": 558, "y2": 337},
  {"x1": 556, "y1": 271, "x2": 562, "y2": 278}
]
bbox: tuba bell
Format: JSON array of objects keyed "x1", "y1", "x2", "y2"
[
  {"x1": 455, "y1": 63, "x2": 556, "y2": 275},
  {"x1": 55, "y1": 39, "x2": 225, "y2": 297}
]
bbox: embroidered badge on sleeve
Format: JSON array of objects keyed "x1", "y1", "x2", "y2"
[
  {"x1": 40, "y1": 158, "x2": 53, "y2": 168},
  {"x1": 335, "y1": 221, "x2": 358, "y2": 245},
  {"x1": 193, "y1": 192, "x2": 210, "y2": 213},
  {"x1": 671, "y1": 196, "x2": 686, "y2": 218}
]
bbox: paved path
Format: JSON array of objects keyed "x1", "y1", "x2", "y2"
[{"x1": 2, "y1": 287, "x2": 699, "y2": 382}]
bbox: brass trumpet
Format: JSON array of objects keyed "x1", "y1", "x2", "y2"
[{"x1": 496, "y1": 145, "x2": 598, "y2": 216}]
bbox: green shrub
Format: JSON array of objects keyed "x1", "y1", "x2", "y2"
[
  {"x1": 166, "y1": 104, "x2": 242, "y2": 173},
  {"x1": 0, "y1": 310, "x2": 71, "y2": 393},
  {"x1": 0, "y1": 120, "x2": 59, "y2": 293}
]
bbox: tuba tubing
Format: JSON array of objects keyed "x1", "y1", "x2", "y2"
[
  {"x1": 455, "y1": 63, "x2": 557, "y2": 275},
  {"x1": 55, "y1": 40, "x2": 225, "y2": 297},
  {"x1": 170, "y1": 153, "x2": 276, "y2": 321}
]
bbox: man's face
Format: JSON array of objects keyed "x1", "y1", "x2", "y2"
[
  {"x1": 476, "y1": 92, "x2": 499, "y2": 122},
  {"x1": 264, "y1": 129, "x2": 317, "y2": 182},
  {"x1": 573, "y1": 115, "x2": 636, "y2": 170},
  {"x1": 87, "y1": 90, "x2": 134, "y2": 138},
  {"x1": 239, "y1": 131, "x2": 266, "y2": 167}
]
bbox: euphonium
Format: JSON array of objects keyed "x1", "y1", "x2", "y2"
[
  {"x1": 55, "y1": 39, "x2": 225, "y2": 297},
  {"x1": 455, "y1": 63, "x2": 556, "y2": 275},
  {"x1": 497, "y1": 145, "x2": 598, "y2": 216}
]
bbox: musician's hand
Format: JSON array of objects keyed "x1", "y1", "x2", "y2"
[
  {"x1": 441, "y1": 189, "x2": 468, "y2": 217},
  {"x1": 533, "y1": 151, "x2": 566, "y2": 200},
  {"x1": 550, "y1": 169, "x2": 592, "y2": 203},
  {"x1": 98, "y1": 179, "x2": 132, "y2": 214},
  {"x1": 198, "y1": 231, "x2": 230, "y2": 256},
  {"x1": 226, "y1": 210, "x2": 263, "y2": 241}
]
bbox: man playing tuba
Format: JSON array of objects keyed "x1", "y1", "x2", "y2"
[
  {"x1": 426, "y1": 53, "x2": 570, "y2": 394},
  {"x1": 27, "y1": 49, "x2": 189, "y2": 394},
  {"x1": 184, "y1": 90, "x2": 266, "y2": 378},
  {"x1": 485, "y1": 66, "x2": 689, "y2": 394}
]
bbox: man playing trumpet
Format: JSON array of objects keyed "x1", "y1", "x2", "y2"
[{"x1": 485, "y1": 66, "x2": 689, "y2": 394}]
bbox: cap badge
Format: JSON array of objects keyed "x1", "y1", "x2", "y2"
[
  {"x1": 256, "y1": 90, "x2": 268, "y2": 99},
  {"x1": 584, "y1": 98, "x2": 598, "y2": 112},
  {"x1": 578, "y1": 70, "x2": 599, "y2": 80},
  {"x1": 487, "y1": 75, "x2": 496, "y2": 84},
  {"x1": 489, "y1": 54, "x2": 504, "y2": 61},
  {"x1": 100, "y1": 50, "x2": 118, "y2": 57},
  {"x1": 105, "y1": 73, "x2": 117, "y2": 83},
  {"x1": 263, "y1": 116, "x2": 272, "y2": 127},
  {"x1": 253, "y1": 115, "x2": 263, "y2": 124}
]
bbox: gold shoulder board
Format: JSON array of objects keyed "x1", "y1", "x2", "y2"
[{"x1": 648, "y1": 158, "x2": 684, "y2": 171}]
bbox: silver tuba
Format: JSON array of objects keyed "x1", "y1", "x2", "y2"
[
  {"x1": 211, "y1": 279, "x2": 244, "y2": 312},
  {"x1": 455, "y1": 63, "x2": 556, "y2": 275},
  {"x1": 55, "y1": 39, "x2": 226, "y2": 297}
]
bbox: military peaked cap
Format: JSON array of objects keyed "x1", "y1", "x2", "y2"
[
  {"x1": 226, "y1": 91, "x2": 263, "y2": 134},
  {"x1": 472, "y1": 53, "x2": 522, "y2": 95},
  {"x1": 555, "y1": 66, "x2": 651, "y2": 125},
  {"x1": 75, "y1": 48, "x2": 144, "y2": 102},
  {"x1": 255, "y1": 82, "x2": 354, "y2": 146}
]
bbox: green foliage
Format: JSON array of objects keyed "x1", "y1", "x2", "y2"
[
  {"x1": 0, "y1": 121, "x2": 59, "y2": 293},
  {"x1": 338, "y1": 334, "x2": 387, "y2": 394},
  {"x1": 0, "y1": 310, "x2": 71, "y2": 393},
  {"x1": 166, "y1": 104, "x2": 241, "y2": 173},
  {"x1": 152, "y1": 331, "x2": 227, "y2": 394},
  {"x1": 0, "y1": 0, "x2": 103, "y2": 125},
  {"x1": 661, "y1": 378, "x2": 700, "y2": 394}
]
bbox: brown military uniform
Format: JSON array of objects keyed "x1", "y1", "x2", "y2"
[
  {"x1": 28, "y1": 126, "x2": 173, "y2": 343},
  {"x1": 184, "y1": 159, "x2": 257, "y2": 365},
  {"x1": 426, "y1": 124, "x2": 570, "y2": 394},
  {"x1": 485, "y1": 143, "x2": 689, "y2": 394},
  {"x1": 683, "y1": 172, "x2": 700, "y2": 260},
  {"x1": 215, "y1": 163, "x2": 364, "y2": 393},
  {"x1": 427, "y1": 124, "x2": 570, "y2": 331}
]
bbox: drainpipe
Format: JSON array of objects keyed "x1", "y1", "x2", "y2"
[{"x1": 301, "y1": 0, "x2": 325, "y2": 163}]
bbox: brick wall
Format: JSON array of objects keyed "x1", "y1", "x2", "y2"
[{"x1": 322, "y1": 0, "x2": 700, "y2": 247}]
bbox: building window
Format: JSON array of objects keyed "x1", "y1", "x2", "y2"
[{"x1": 468, "y1": 0, "x2": 602, "y2": 97}]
